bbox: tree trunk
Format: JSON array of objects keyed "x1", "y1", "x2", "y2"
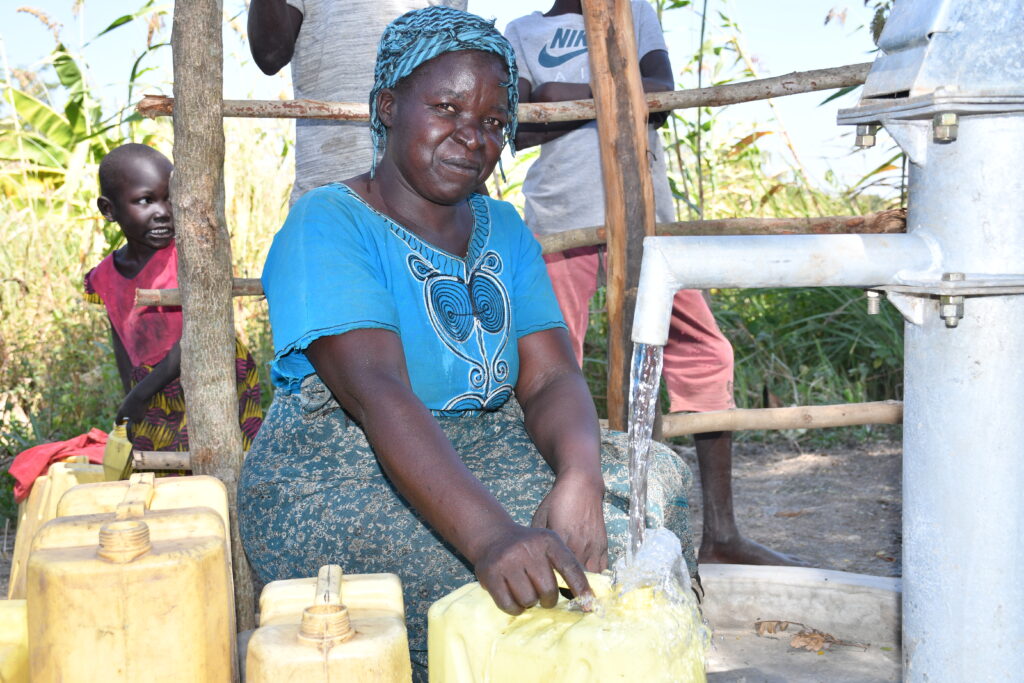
[
  {"x1": 171, "y1": 0, "x2": 256, "y2": 643},
  {"x1": 582, "y1": 0, "x2": 657, "y2": 430}
]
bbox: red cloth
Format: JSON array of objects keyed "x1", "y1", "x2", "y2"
[
  {"x1": 84, "y1": 244, "x2": 182, "y2": 367},
  {"x1": 9, "y1": 429, "x2": 108, "y2": 503}
]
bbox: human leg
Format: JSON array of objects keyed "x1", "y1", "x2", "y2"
[
  {"x1": 542, "y1": 246, "x2": 601, "y2": 367},
  {"x1": 693, "y1": 430, "x2": 803, "y2": 565},
  {"x1": 663, "y1": 290, "x2": 804, "y2": 566}
]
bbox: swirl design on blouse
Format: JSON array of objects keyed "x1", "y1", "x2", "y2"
[
  {"x1": 427, "y1": 277, "x2": 474, "y2": 343},
  {"x1": 406, "y1": 244, "x2": 512, "y2": 412}
]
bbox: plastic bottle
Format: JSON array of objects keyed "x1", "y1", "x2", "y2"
[
  {"x1": 102, "y1": 421, "x2": 133, "y2": 481},
  {"x1": 246, "y1": 564, "x2": 412, "y2": 682}
]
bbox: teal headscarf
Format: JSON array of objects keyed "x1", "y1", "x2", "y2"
[{"x1": 369, "y1": 7, "x2": 519, "y2": 177}]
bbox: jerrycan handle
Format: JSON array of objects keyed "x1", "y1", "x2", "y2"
[
  {"x1": 315, "y1": 564, "x2": 343, "y2": 606},
  {"x1": 115, "y1": 472, "x2": 156, "y2": 520},
  {"x1": 300, "y1": 565, "x2": 353, "y2": 645}
]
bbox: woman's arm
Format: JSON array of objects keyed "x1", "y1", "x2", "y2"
[
  {"x1": 513, "y1": 78, "x2": 591, "y2": 151},
  {"x1": 306, "y1": 329, "x2": 592, "y2": 614},
  {"x1": 109, "y1": 320, "x2": 133, "y2": 395},
  {"x1": 248, "y1": 0, "x2": 303, "y2": 75},
  {"x1": 116, "y1": 341, "x2": 181, "y2": 424},
  {"x1": 513, "y1": 49, "x2": 675, "y2": 151},
  {"x1": 515, "y1": 327, "x2": 607, "y2": 571}
]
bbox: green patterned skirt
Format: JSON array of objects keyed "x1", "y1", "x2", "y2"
[{"x1": 239, "y1": 375, "x2": 695, "y2": 674}]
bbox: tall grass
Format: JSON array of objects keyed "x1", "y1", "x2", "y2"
[{"x1": 0, "y1": 117, "x2": 291, "y2": 451}]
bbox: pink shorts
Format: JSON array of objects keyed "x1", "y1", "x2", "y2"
[{"x1": 543, "y1": 246, "x2": 735, "y2": 413}]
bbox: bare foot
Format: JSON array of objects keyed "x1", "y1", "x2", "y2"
[{"x1": 699, "y1": 535, "x2": 809, "y2": 567}]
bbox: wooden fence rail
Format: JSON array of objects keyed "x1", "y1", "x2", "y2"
[
  {"x1": 661, "y1": 401, "x2": 903, "y2": 438},
  {"x1": 137, "y1": 62, "x2": 871, "y2": 124},
  {"x1": 134, "y1": 399, "x2": 903, "y2": 471},
  {"x1": 136, "y1": 210, "x2": 906, "y2": 307}
]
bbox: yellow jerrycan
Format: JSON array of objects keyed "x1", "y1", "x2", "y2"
[
  {"x1": 7, "y1": 459, "x2": 105, "y2": 599},
  {"x1": 0, "y1": 600, "x2": 28, "y2": 683},
  {"x1": 428, "y1": 573, "x2": 708, "y2": 683},
  {"x1": 246, "y1": 564, "x2": 412, "y2": 682},
  {"x1": 56, "y1": 472, "x2": 230, "y2": 544},
  {"x1": 26, "y1": 473, "x2": 234, "y2": 682}
]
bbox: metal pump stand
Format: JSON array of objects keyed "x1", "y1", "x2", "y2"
[
  {"x1": 630, "y1": 1, "x2": 1023, "y2": 679},
  {"x1": 839, "y1": 1, "x2": 1024, "y2": 679}
]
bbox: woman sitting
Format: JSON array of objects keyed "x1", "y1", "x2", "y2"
[{"x1": 239, "y1": 7, "x2": 694, "y2": 676}]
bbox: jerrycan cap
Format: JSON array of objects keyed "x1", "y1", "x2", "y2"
[
  {"x1": 98, "y1": 519, "x2": 151, "y2": 563},
  {"x1": 298, "y1": 604, "x2": 354, "y2": 644}
]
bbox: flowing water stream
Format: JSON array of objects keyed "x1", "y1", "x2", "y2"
[{"x1": 626, "y1": 342, "x2": 665, "y2": 559}]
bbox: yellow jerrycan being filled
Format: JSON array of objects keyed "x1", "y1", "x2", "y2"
[
  {"x1": 428, "y1": 570, "x2": 709, "y2": 683},
  {"x1": 26, "y1": 473, "x2": 234, "y2": 682},
  {"x1": 246, "y1": 564, "x2": 412, "y2": 682},
  {"x1": 7, "y1": 458, "x2": 105, "y2": 599}
]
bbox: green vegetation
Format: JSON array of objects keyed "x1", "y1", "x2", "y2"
[
  {"x1": 1, "y1": 1, "x2": 902, "y2": 523},
  {"x1": 0, "y1": 6, "x2": 288, "y2": 478}
]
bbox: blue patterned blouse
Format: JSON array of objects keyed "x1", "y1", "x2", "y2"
[{"x1": 262, "y1": 184, "x2": 566, "y2": 415}]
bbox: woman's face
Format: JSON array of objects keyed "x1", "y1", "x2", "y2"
[{"x1": 378, "y1": 50, "x2": 509, "y2": 205}]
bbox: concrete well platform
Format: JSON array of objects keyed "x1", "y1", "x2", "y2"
[{"x1": 700, "y1": 564, "x2": 901, "y2": 682}]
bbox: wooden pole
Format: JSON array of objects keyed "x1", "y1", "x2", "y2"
[
  {"x1": 171, "y1": 0, "x2": 256, "y2": 637},
  {"x1": 536, "y1": 209, "x2": 907, "y2": 254},
  {"x1": 135, "y1": 210, "x2": 907, "y2": 307},
  {"x1": 582, "y1": 0, "x2": 662, "y2": 430},
  {"x1": 136, "y1": 62, "x2": 871, "y2": 123},
  {"x1": 661, "y1": 400, "x2": 903, "y2": 437},
  {"x1": 133, "y1": 399, "x2": 903, "y2": 469},
  {"x1": 137, "y1": 278, "x2": 263, "y2": 307}
]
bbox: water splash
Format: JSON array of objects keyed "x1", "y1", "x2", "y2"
[
  {"x1": 627, "y1": 342, "x2": 665, "y2": 558},
  {"x1": 614, "y1": 527, "x2": 692, "y2": 601}
]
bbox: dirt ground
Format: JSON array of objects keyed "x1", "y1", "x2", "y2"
[
  {"x1": 0, "y1": 437, "x2": 902, "y2": 596},
  {"x1": 673, "y1": 437, "x2": 903, "y2": 577}
]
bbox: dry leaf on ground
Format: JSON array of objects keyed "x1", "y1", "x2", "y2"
[
  {"x1": 754, "y1": 620, "x2": 796, "y2": 636},
  {"x1": 754, "y1": 620, "x2": 869, "y2": 652},
  {"x1": 790, "y1": 631, "x2": 829, "y2": 651}
]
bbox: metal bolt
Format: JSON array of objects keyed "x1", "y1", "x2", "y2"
[
  {"x1": 855, "y1": 124, "x2": 880, "y2": 148},
  {"x1": 940, "y1": 272, "x2": 965, "y2": 327},
  {"x1": 866, "y1": 290, "x2": 881, "y2": 315},
  {"x1": 933, "y1": 112, "x2": 959, "y2": 143}
]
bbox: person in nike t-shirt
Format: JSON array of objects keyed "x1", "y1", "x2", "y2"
[{"x1": 506, "y1": 0, "x2": 805, "y2": 568}]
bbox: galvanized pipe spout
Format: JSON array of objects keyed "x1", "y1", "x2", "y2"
[{"x1": 631, "y1": 233, "x2": 935, "y2": 346}]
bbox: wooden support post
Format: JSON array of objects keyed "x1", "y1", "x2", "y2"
[
  {"x1": 582, "y1": 0, "x2": 657, "y2": 430},
  {"x1": 171, "y1": 0, "x2": 256, "y2": 637}
]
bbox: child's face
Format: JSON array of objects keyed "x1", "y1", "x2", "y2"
[
  {"x1": 380, "y1": 50, "x2": 508, "y2": 205},
  {"x1": 101, "y1": 156, "x2": 174, "y2": 251}
]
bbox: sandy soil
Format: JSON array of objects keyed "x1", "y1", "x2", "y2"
[{"x1": 674, "y1": 438, "x2": 902, "y2": 577}]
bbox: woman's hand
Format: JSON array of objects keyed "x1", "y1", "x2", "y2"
[
  {"x1": 532, "y1": 471, "x2": 608, "y2": 572},
  {"x1": 472, "y1": 523, "x2": 593, "y2": 615}
]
